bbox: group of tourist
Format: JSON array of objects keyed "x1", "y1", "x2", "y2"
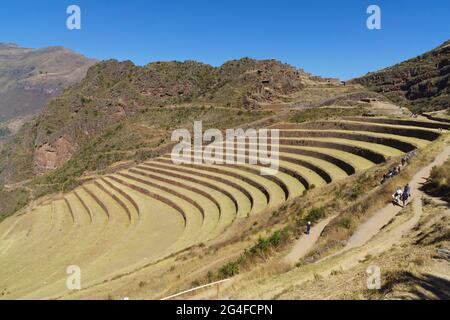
[
  {"x1": 379, "y1": 151, "x2": 416, "y2": 207},
  {"x1": 381, "y1": 152, "x2": 416, "y2": 185},
  {"x1": 304, "y1": 150, "x2": 419, "y2": 235},
  {"x1": 392, "y1": 184, "x2": 412, "y2": 207},
  {"x1": 402, "y1": 150, "x2": 418, "y2": 166},
  {"x1": 381, "y1": 165, "x2": 402, "y2": 184}
]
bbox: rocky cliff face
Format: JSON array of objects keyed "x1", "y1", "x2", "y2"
[
  {"x1": 0, "y1": 43, "x2": 96, "y2": 122},
  {"x1": 33, "y1": 135, "x2": 76, "y2": 173},
  {"x1": 352, "y1": 40, "x2": 450, "y2": 113}
]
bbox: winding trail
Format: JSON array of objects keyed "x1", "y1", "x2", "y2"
[
  {"x1": 189, "y1": 142, "x2": 450, "y2": 300},
  {"x1": 284, "y1": 214, "x2": 338, "y2": 266},
  {"x1": 283, "y1": 143, "x2": 450, "y2": 266},
  {"x1": 344, "y1": 144, "x2": 450, "y2": 251}
]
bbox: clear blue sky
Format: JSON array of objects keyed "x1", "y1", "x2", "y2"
[{"x1": 0, "y1": 0, "x2": 449, "y2": 80}]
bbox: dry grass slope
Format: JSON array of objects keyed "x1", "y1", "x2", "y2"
[{"x1": 0, "y1": 115, "x2": 448, "y2": 299}]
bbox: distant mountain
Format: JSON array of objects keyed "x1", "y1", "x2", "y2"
[
  {"x1": 0, "y1": 43, "x2": 96, "y2": 122},
  {"x1": 54, "y1": 57, "x2": 308, "y2": 111},
  {"x1": 352, "y1": 40, "x2": 450, "y2": 113}
]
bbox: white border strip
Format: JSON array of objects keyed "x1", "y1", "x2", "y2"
[{"x1": 161, "y1": 279, "x2": 231, "y2": 300}]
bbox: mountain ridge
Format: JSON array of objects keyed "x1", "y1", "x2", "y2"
[
  {"x1": 352, "y1": 40, "x2": 450, "y2": 113},
  {"x1": 0, "y1": 44, "x2": 96, "y2": 122}
]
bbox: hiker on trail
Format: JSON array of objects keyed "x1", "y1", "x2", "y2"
[
  {"x1": 387, "y1": 169, "x2": 394, "y2": 178},
  {"x1": 382, "y1": 168, "x2": 396, "y2": 184},
  {"x1": 401, "y1": 157, "x2": 406, "y2": 167},
  {"x1": 388, "y1": 168, "x2": 396, "y2": 178},
  {"x1": 392, "y1": 187, "x2": 403, "y2": 205},
  {"x1": 306, "y1": 221, "x2": 312, "y2": 235},
  {"x1": 402, "y1": 184, "x2": 411, "y2": 206}
]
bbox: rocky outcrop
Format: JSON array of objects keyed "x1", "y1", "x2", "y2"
[
  {"x1": 352, "y1": 40, "x2": 450, "y2": 113},
  {"x1": 33, "y1": 135, "x2": 76, "y2": 173}
]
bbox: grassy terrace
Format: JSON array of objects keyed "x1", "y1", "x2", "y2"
[
  {"x1": 0, "y1": 116, "x2": 447, "y2": 299},
  {"x1": 124, "y1": 170, "x2": 221, "y2": 241},
  {"x1": 295, "y1": 120, "x2": 441, "y2": 140},
  {"x1": 141, "y1": 161, "x2": 257, "y2": 215},
  {"x1": 247, "y1": 143, "x2": 375, "y2": 171},
  {"x1": 344, "y1": 116, "x2": 450, "y2": 130},
  {"x1": 226, "y1": 146, "x2": 348, "y2": 181},
  {"x1": 156, "y1": 157, "x2": 287, "y2": 207},
  {"x1": 277, "y1": 129, "x2": 430, "y2": 149},
  {"x1": 129, "y1": 171, "x2": 230, "y2": 239}
]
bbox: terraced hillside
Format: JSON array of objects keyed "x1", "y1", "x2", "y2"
[
  {"x1": 352, "y1": 39, "x2": 450, "y2": 113},
  {"x1": 0, "y1": 116, "x2": 449, "y2": 299}
]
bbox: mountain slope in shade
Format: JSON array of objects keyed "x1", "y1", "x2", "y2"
[
  {"x1": 0, "y1": 43, "x2": 96, "y2": 122},
  {"x1": 352, "y1": 40, "x2": 450, "y2": 113}
]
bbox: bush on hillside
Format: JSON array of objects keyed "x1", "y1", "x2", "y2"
[
  {"x1": 0, "y1": 127, "x2": 11, "y2": 137},
  {"x1": 305, "y1": 207, "x2": 326, "y2": 223},
  {"x1": 215, "y1": 227, "x2": 290, "y2": 280},
  {"x1": 339, "y1": 217, "x2": 353, "y2": 229},
  {"x1": 424, "y1": 159, "x2": 450, "y2": 201}
]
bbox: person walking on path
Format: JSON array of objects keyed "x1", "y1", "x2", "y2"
[
  {"x1": 402, "y1": 183, "x2": 411, "y2": 207},
  {"x1": 393, "y1": 187, "x2": 403, "y2": 205},
  {"x1": 306, "y1": 221, "x2": 312, "y2": 235}
]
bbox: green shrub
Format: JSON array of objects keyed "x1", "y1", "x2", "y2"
[
  {"x1": 268, "y1": 229, "x2": 289, "y2": 247},
  {"x1": 348, "y1": 174, "x2": 370, "y2": 200},
  {"x1": 334, "y1": 186, "x2": 343, "y2": 198},
  {"x1": 305, "y1": 207, "x2": 326, "y2": 223},
  {"x1": 339, "y1": 217, "x2": 353, "y2": 229},
  {"x1": 80, "y1": 96, "x2": 92, "y2": 105},
  {"x1": 219, "y1": 261, "x2": 240, "y2": 278},
  {"x1": 0, "y1": 127, "x2": 11, "y2": 137},
  {"x1": 252, "y1": 238, "x2": 271, "y2": 254},
  {"x1": 424, "y1": 158, "x2": 450, "y2": 201},
  {"x1": 215, "y1": 228, "x2": 290, "y2": 280}
]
